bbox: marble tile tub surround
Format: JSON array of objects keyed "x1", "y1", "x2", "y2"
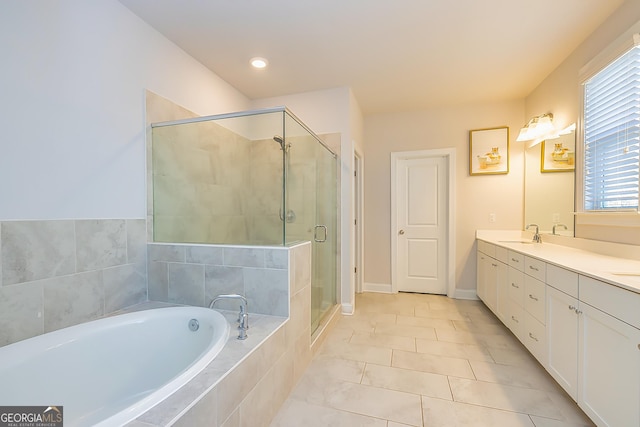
[
  {"x1": 126, "y1": 306, "x2": 288, "y2": 427},
  {"x1": 147, "y1": 242, "x2": 291, "y2": 316},
  {"x1": 0, "y1": 219, "x2": 147, "y2": 347},
  {"x1": 127, "y1": 241, "x2": 323, "y2": 427}
]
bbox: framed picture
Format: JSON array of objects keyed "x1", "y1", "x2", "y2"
[
  {"x1": 469, "y1": 126, "x2": 509, "y2": 175},
  {"x1": 541, "y1": 132, "x2": 575, "y2": 172}
]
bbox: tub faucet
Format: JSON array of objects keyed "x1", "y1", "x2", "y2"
[
  {"x1": 552, "y1": 223, "x2": 568, "y2": 235},
  {"x1": 209, "y1": 294, "x2": 249, "y2": 340},
  {"x1": 526, "y1": 223, "x2": 542, "y2": 243}
]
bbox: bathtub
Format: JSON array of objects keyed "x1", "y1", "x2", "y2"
[{"x1": 0, "y1": 306, "x2": 230, "y2": 427}]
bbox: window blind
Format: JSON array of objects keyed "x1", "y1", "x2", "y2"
[{"x1": 583, "y1": 44, "x2": 640, "y2": 211}]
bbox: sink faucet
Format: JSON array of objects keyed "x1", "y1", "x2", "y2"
[
  {"x1": 552, "y1": 223, "x2": 568, "y2": 235},
  {"x1": 526, "y1": 223, "x2": 542, "y2": 243},
  {"x1": 209, "y1": 294, "x2": 248, "y2": 340}
]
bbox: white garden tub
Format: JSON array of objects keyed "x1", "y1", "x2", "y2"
[{"x1": 0, "y1": 306, "x2": 230, "y2": 427}]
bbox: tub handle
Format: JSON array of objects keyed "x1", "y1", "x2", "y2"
[{"x1": 210, "y1": 294, "x2": 249, "y2": 340}]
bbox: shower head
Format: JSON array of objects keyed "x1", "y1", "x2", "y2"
[{"x1": 273, "y1": 135, "x2": 290, "y2": 152}]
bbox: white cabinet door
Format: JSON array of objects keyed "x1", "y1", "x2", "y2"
[
  {"x1": 546, "y1": 286, "x2": 579, "y2": 401},
  {"x1": 495, "y1": 260, "x2": 509, "y2": 324},
  {"x1": 578, "y1": 303, "x2": 640, "y2": 427},
  {"x1": 485, "y1": 259, "x2": 498, "y2": 314},
  {"x1": 476, "y1": 249, "x2": 497, "y2": 313},
  {"x1": 477, "y1": 250, "x2": 487, "y2": 303}
]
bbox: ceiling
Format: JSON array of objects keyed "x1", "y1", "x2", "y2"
[{"x1": 119, "y1": 0, "x2": 624, "y2": 115}]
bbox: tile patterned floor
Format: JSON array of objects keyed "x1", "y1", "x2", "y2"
[{"x1": 271, "y1": 292, "x2": 594, "y2": 427}]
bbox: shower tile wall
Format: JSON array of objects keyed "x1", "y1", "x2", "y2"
[
  {"x1": 0, "y1": 219, "x2": 147, "y2": 347},
  {"x1": 247, "y1": 138, "x2": 285, "y2": 245},
  {"x1": 284, "y1": 137, "x2": 317, "y2": 244},
  {"x1": 152, "y1": 120, "x2": 254, "y2": 244},
  {"x1": 147, "y1": 243, "x2": 289, "y2": 316},
  {"x1": 148, "y1": 91, "x2": 286, "y2": 247}
]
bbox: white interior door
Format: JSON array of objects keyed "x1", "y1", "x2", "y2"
[{"x1": 394, "y1": 154, "x2": 448, "y2": 294}]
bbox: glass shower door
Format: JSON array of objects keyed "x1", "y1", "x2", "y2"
[{"x1": 283, "y1": 114, "x2": 337, "y2": 334}]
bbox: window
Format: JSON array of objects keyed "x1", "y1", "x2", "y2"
[{"x1": 583, "y1": 43, "x2": 640, "y2": 211}]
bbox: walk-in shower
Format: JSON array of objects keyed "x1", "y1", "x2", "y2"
[{"x1": 150, "y1": 107, "x2": 338, "y2": 334}]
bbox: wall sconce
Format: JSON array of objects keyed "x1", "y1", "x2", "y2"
[
  {"x1": 544, "y1": 122, "x2": 576, "y2": 140},
  {"x1": 516, "y1": 113, "x2": 555, "y2": 142}
]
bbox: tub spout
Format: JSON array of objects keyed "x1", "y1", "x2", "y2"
[
  {"x1": 238, "y1": 305, "x2": 248, "y2": 340},
  {"x1": 209, "y1": 294, "x2": 249, "y2": 340}
]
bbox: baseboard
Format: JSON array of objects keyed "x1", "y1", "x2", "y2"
[
  {"x1": 341, "y1": 303, "x2": 354, "y2": 315},
  {"x1": 453, "y1": 288, "x2": 479, "y2": 300},
  {"x1": 363, "y1": 282, "x2": 393, "y2": 293}
]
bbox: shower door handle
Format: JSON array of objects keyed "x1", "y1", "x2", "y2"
[{"x1": 314, "y1": 225, "x2": 328, "y2": 243}]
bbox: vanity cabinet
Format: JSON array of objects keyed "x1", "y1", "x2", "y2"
[
  {"x1": 547, "y1": 268, "x2": 640, "y2": 426},
  {"x1": 477, "y1": 238, "x2": 640, "y2": 427}
]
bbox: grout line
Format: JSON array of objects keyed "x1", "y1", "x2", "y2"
[
  {"x1": 446, "y1": 375, "x2": 455, "y2": 401},
  {"x1": 360, "y1": 362, "x2": 367, "y2": 384},
  {"x1": 420, "y1": 389, "x2": 425, "y2": 427}
]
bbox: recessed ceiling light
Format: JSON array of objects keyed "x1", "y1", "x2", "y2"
[{"x1": 250, "y1": 57, "x2": 268, "y2": 69}]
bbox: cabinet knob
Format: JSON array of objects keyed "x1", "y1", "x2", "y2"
[
  {"x1": 511, "y1": 283, "x2": 519, "y2": 289},
  {"x1": 399, "y1": 229, "x2": 405, "y2": 235},
  {"x1": 528, "y1": 294, "x2": 538, "y2": 301},
  {"x1": 575, "y1": 309, "x2": 583, "y2": 315},
  {"x1": 529, "y1": 265, "x2": 539, "y2": 272},
  {"x1": 569, "y1": 305, "x2": 576, "y2": 310},
  {"x1": 529, "y1": 332, "x2": 539, "y2": 342},
  {"x1": 511, "y1": 315, "x2": 519, "y2": 323}
]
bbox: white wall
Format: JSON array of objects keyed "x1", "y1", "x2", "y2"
[
  {"x1": 0, "y1": 1, "x2": 250, "y2": 220},
  {"x1": 363, "y1": 101, "x2": 525, "y2": 294},
  {"x1": 252, "y1": 87, "x2": 365, "y2": 313}
]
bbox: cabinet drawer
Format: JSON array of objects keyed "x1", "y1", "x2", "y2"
[
  {"x1": 547, "y1": 264, "x2": 578, "y2": 298},
  {"x1": 508, "y1": 251, "x2": 524, "y2": 271},
  {"x1": 523, "y1": 312, "x2": 546, "y2": 365},
  {"x1": 524, "y1": 275, "x2": 545, "y2": 324},
  {"x1": 477, "y1": 240, "x2": 495, "y2": 257},
  {"x1": 525, "y1": 256, "x2": 546, "y2": 282},
  {"x1": 506, "y1": 301, "x2": 524, "y2": 340},
  {"x1": 580, "y1": 275, "x2": 640, "y2": 329},
  {"x1": 495, "y1": 246, "x2": 509, "y2": 264},
  {"x1": 508, "y1": 267, "x2": 525, "y2": 306}
]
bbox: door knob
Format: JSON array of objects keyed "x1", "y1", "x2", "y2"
[{"x1": 399, "y1": 229, "x2": 405, "y2": 235}]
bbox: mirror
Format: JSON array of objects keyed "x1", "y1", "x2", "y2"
[{"x1": 524, "y1": 130, "x2": 575, "y2": 236}]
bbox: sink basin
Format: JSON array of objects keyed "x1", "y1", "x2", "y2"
[{"x1": 498, "y1": 240, "x2": 534, "y2": 244}]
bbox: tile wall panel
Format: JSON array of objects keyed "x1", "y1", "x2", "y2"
[
  {"x1": 0, "y1": 219, "x2": 148, "y2": 346},
  {"x1": 147, "y1": 243, "x2": 290, "y2": 316}
]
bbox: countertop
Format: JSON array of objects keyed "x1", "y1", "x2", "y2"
[{"x1": 476, "y1": 230, "x2": 640, "y2": 295}]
